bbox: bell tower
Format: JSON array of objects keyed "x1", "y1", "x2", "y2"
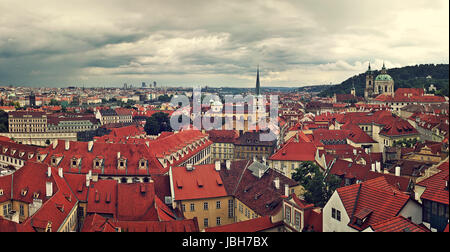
[{"x1": 364, "y1": 62, "x2": 374, "y2": 100}]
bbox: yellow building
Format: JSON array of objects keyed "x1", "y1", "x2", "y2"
[{"x1": 169, "y1": 163, "x2": 233, "y2": 230}]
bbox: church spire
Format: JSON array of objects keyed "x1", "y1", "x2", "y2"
[
  {"x1": 256, "y1": 65, "x2": 260, "y2": 96},
  {"x1": 381, "y1": 61, "x2": 387, "y2": 74}
]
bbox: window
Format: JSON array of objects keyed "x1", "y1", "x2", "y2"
[
  {"x1": 216, "y1": 217, "x2": 221, "y2": 226},
  {"x1": 204, "y1": 218, "x2": 209, "y2": 228},
  {"x1": 181, "y1": 204, "x2": 186, "y2": 212},
  {"x1": 20, "y1": 204, "x2": 24, "y2": 216},
  {"x1": 332, "y1": 208, "x2": 341, "y2": 221},
  {"x1": 216, "y1": 201, "x2": 221, "y2": 209},
  {"x1": 294, "y1": 211, "x2": 301, "y2": 228},
  {"x1": 228, "y1": 199, "x2": 234, "y2": 218},
  {"x1": 285, "y1": 205, "x2": 291, "y2": 223},
  {"x1": 190, "y1": 203, "x2": 195, "y2": 212},
  {"x1": 204, "y1": 202, "x2": 209, "y2": 210}
]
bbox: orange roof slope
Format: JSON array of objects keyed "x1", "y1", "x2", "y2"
[{"x1": 171, "y1": 164, "x2": 227, "y2": 201}]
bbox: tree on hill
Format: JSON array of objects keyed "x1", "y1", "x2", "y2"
[{"x1": 318, "y1": 64, "x2": 449, "y2": 97}]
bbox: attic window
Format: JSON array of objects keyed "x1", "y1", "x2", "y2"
[
  {"x1": 176, "y1": 179, "x2": 183, "y2": 189},
  {"x1": 21, "y1": 188, "x2": 28, "y2": 197},
  {"x1": 56, "y1": 204, "x2": 64, "y2": 213},
  {"x1": 95, "y1": 191, "x2": 100, "y2": 202},
  {"x1": 197, "y1": 178, "x2": 204, "y2": 188},
  {"x1": 140, "y1": 184, "x2": 146, "y2": 193},
  {"x1": 0, "y1": 189, "x2": 3, "y2": 196}
]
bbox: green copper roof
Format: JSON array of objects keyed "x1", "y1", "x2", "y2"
[{"x1": 375, "y1": 74, "x2": 393, "y2": 81}]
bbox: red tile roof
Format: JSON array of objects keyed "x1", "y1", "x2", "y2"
[
  {"x1": 336, "y1": 177, "x2": 411, "y2": 231},
  {"x1": 218, "y1": 160, "x2": 299, "y2": 216},
  {"x1": 207, "y1": 130, "x2": 238, "y2": 143},
  {"x1": 18, "y1": 164, "x2": 78, "y2": 232},
  {"x1": 204, "y1": 216, "x2": 283, "y2": 232},
  {"x1": 81, "y1": 213, "x2": 199, "y2": 232},
  {"x1": 269, "y1": 141, "x2": 316, "y2": 161},
  {"x1": 371, "y1": 215, "x2": 430, "y2": 232},
  {"x1": 40, "y1": 140, "x2": 167, "y2": 176},
  {"x1": 416, "y1": 162, "x2": 449, "y2": 205},
  {"x1": 171, "y1": 164, "x2": 228, "y2": 201}
]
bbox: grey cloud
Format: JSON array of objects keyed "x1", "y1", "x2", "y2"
[{"x1": 0, "y1": 0, "x2": 448, "y2": 87}]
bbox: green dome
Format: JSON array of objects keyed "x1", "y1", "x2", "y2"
[{"x1": 375, "y1": 74, "x2": 393, "y2": 81}]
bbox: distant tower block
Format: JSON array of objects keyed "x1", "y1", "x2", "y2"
[
  {"x1": 142, "y1": 82, "x2": 146, "y2": 88},
  {"x1": 123, "y1": 83, "x2": 128, "y2": 89},
  {"x1": 29, "y1": 91, "x2": 36, "y2": 107},
  {"x1": 153, "y1": 81, "x2": 157, "y2": 88}
]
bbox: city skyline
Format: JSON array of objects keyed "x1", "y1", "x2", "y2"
[{"x1": 0, "y1": 0, "x2": 448, "y2": 88}]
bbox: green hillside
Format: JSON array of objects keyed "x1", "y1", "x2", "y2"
[{"x1": 318, "y1": 64, "x2": 449, "y2": 97}]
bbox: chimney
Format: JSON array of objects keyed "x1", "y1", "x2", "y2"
[
  {"x1": 52, "y1": 140, "x2": 58, "y2": 149},
  {"x1": 395, "y1": 166, "x2": 401, "y2": 176},
  {"x1": 284, "y1": 184, "x2": 289, "y2": 197},
  {"x1": 226, "y1": 160, "x2": 231, "y2": 170},
  {"x1": 47, "y1": 167, "x2": 52, "y2": 177},
  {"x1": 215, "y1": 160, "x2": 221, "y2": 171},
  {"x1": 353, "y1": 149, "x2": 357, "y2": 155},
  {"x1": 117, "y1": 152, "x2": 121, "y2": 159},
  {"x1": 262, "y1": 156, "x2": 267, "y2": 165},
  {"x1": 274, "y1": 177, "x2": 280, "y2": 190},
  {"x1": 65, "y1": 140, "x2": 70, "y2": 151},
  {"x1": 58, "y1": 168, "x2": 63, "y2": 178},
  {"x1": 371, "y1": 163, "x2": 376, "y2": 172},
  {"x1": 376, "y1": 161, "x2": 381, "y2": 173},
  {"x1": 88, "y1": 141, "x2": 94, "y2": 152},
  {"x1": 86, "y1": 173, "x2": 90, "y2": 187},
  {"x1": 11, "y1": 211, "x2": 19, "y2": 224},
  {"x1": 46, "y1": 181, "x2": 53, "y2": 197}
]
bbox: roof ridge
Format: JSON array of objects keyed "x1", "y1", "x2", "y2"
[
  {"x1": 350, "y1": 183, "x2": 363, "y2": 219},
  {"x1": 233, "y1": 160, "x2": 251, "y2": 196}
]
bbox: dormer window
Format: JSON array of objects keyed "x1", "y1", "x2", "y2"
[
  {"x1": 21, "y1": 188, "x2": 28, "y2": 197},
  {"x1": 139, "y1": 159, "x2": 147, "y2": 169},
  {"x1": 19, "y1": 151, "x2": 25, "y2": 158},
  {"x1": 33, "y1": 192, "x2": 40, "y2": 199},
  {"x1": 70, "y1": 157, "x2": 81, "y2": 168},
  {"x1": 118, "y1": 158, "x2": 127, "y2": 169},
  {"x1": 0, "y1": 189, "x2": 3, "y2": 196}
]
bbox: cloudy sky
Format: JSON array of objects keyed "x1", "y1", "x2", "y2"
[{"x1": 0, "y1": 0, "x2": 448, "y2": 88}]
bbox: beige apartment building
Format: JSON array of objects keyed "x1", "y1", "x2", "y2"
[{"x1": 8, "y1": 111, "x2": 47, "y2": 133}]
